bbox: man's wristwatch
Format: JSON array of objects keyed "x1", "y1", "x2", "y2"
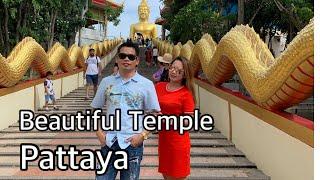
[{"x1": 141, "y1": 132, "x2": 148, "y2": 140}]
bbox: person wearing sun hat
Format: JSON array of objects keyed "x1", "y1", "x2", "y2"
[{"x1": 152, "y1": 53, "x2": 173, "y2": 83}]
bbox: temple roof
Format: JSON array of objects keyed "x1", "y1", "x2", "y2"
[
  {"x1": 163, "y1": 0, "x2": 174, "y2": 6},
  {"x1": 86, "y1": 0, "x2": 122, "y2": 26},
  {"x1": 155, "y1": 17, "x2": 166, "y2": 25},
  {"x1": 91, "y1": 0, "x2": 121, "y2": 9}
]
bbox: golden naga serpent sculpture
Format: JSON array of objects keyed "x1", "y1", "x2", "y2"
[
  {"x1": 153, "y1": 19, "x2": 313, "y2": 110},
  {"x1": 0, "y1": 37, "x2": 121, "y2": 88}
]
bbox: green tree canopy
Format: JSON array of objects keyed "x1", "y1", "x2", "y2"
[
  {"x1": 163, "y1": 0, "x2": 236, "y2": 44},
  {"x1": 245, "y1": 0, "x2": 313, "y2": 42},
  {"x1": 161, "y1": 0, "x2": 313, "y2": 44},
  {"x1": 0, "y1": 0, "x2": 123, "y2": 55},
  {"x1": 105, "y1": 5, "x2": 123, "y2": 26}
]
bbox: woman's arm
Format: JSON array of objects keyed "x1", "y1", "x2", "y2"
[{"x1": 182, "y1": 91, "x2": 196, "y2": 126}]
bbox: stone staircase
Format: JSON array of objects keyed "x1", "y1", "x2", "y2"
[
  {"x1": 0, "y1": 87, "x2": 270, "y2": 179},
  {"x1": 0, "y1": 50, "x2": 270, "y2": 179}
]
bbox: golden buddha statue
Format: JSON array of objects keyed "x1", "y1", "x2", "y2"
[{"x1": 130, "y1": 0, "x2": 157, "y2": 39}]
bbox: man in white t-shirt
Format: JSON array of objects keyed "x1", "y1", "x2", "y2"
[
  {"x1": 152, "y1": 46, "x2": 158, "y2": 66},
  {"x1": 85, "y1": 48, "x2": 102, "y2": 100}
]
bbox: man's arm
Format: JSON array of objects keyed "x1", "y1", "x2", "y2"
[
  {"x1": 97, "y1": 57, "x2": 102, "y2": 76},
  {"x1": 127, "y1": 82, "x2": 161, "y2": 147},
  {"x1": 140, "y1": 82, "x2": 161, "y2": 137},
  {"x1": 84, "y1": 59, "x2": 88, "y2": 78},
  {"x1": 44, "y1": 86, "x2": 49, "y2": 94},
  {"x1": 96, "y1": 125, "x2": 106, "y2": 146},
  {"x1": 98, "y1": 63, "x2": 102, "y2": 76},
  {"x1": 90, "y1": 78, "x2": 108, "y2": 146},
  {"x1": 44, "y1": 82, "x2": 49, "y2": 94}
]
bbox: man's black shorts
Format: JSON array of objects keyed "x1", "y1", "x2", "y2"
[{"x1": 86, "y1": 74, "x2": 98, "y2": 86}]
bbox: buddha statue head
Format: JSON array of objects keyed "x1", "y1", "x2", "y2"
[{"x1": 138, "y1": 0, "x2": 150, "y2": 21}]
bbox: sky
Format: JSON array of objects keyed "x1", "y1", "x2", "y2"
[{"x1": 107, "y1": 0, "x2": 163, "y2": 38}]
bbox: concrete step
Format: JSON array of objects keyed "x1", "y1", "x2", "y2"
[
  {"x1": 37, "y1": 107, "x2": 108, "y2": 111},
  {"x1": 60, "y1": 96, "x2": 94, "y2": 99},
  {"x1": 0, "y1": 156, "x2": 256, "y2": 168},
  {"x1": 0, "y1": 126, "x2": 220, "y2": 133},
  {"x1": 5, "y1": 125, "x2": 221, "y2": 133},
  {"x1": 53, "y1": 98, "x2": 90, "y2": 101},
  {"x1": 48, "y1": 103, "x2": 92, "y2": 106},
  {"x1": 55, "y1": 99, "x2": 91, "y2": 102},
  {"x1": 0, "y1": 167, "x2": 270, "y2": 180},
  {"x1": 33, "y1": 111, "x2": 103, "y2": 114},
  {"x1": 0, "y1": 132, "x2": 226, "y2": 140},
  {"x1": 38, "y1": 105, "x2": 104, "y2": 108},
  {"x1": 56, "y1": 99, "x2": 94, "y2": 102},
  {"x1": 0, "y1": 146, "x2": 244, "y2": 157},
  {"x1": 0, "y1": 138, "x2": 234, "y2": 147}
]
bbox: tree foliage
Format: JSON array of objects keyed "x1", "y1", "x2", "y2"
[
  {"x1": 105, "y1": 5, "x2": 123, "y2": 26},
  {"x1": 245, "y1": 0, "x2": 313, "y2": 42},
  {"x1": 163, "y1": 0, "x2": 236, "y2": 44},
  {"x1": 161, "y1": 0, "x2": 313, "y2": 44},
  {"x1": 0, "y1": 0, "x2": 123, "y2": 55},
  {"x1": 161, "y1": 0, "x2": 192, "y2": 34}
]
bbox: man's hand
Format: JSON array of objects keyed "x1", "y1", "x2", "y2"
[
  {"x1": 151, "y1": 111, "x2": 162, "y2": 116},
  {"x1": 126, "y1": 134, "x2": 144, "y2": 147},
  {"x1": 96, "y1": 129, "x2": 106, "y2": 147},
  {"x1": 146, "y1": 110, "x2": 162, "y2": 116}
]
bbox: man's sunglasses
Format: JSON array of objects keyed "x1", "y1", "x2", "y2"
[{"x1": 118, "y1": 53, "x2": 137, "y2": 61}]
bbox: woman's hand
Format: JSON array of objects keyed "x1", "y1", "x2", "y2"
[{"x1": 183, "y1": 113, "x2": 194, "y2": 126}]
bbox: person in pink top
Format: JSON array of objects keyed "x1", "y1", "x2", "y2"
[{"x1": 152, "y1": 53, "x2": 172, "y2": 83}]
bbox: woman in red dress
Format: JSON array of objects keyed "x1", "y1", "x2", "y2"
[{"x1": 155, "y1": 56, "x2": 196, "y2": 180}]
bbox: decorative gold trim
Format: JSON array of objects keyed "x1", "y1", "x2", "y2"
[
  {"x1": 60, "y1": 77, "x2": 63, "y2": 97},
  {"x1": 197, "y1": 85, "x2": 200, "y2": 109},
  {"x1": 33, "y1": 86, "x2": 36, "y2": 111},
  {"x1": 0, "y1": 37, "x2": 121, "y2": 88},
  {"x1": 0, "y1": 69, "x2": 83, "y2": 97},
  {"x1": 154, "y1": 19, "x2": 314, "y2": 110},
  {"x1": 77, "y1": 73, "x2": 80, "y2": 88},
  {"x1": 195, "y1": 79, "x2": 314, "y2": 147}
]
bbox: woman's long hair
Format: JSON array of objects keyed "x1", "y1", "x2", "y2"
[
  {"x1": 170, "y1": 57, "x2": 196, "y2": 104},
  {"x1": 160, "y1": 68, "x2": 169, "y2": 82}
]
